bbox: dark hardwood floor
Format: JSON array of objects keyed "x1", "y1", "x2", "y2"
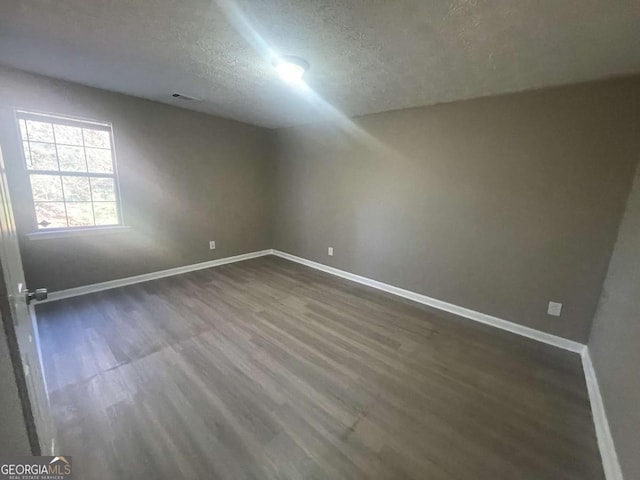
[{"x1": 36, "y1": 255, "x2": 603, "y2": 479}]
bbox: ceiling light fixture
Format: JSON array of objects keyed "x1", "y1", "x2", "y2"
[{"x1": 274, "y1": 56, "x2": 309, "y2": 84}]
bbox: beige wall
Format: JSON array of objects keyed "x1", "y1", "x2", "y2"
[
  {"x1": 588, "y1": 163, "x2": 640, "y2": 479},
  {"x1": 1, "y1": 66, "x2": 639, "y2": 470},
  {"x1": 1, "y1": 66, "x2": 639, "y2": 346},
  {"x1": 273, "y1": 77, "x2": 640, "y2": 343},
  {"x1": 0, "y1": 67, "x2": 274, "y2": 292}
]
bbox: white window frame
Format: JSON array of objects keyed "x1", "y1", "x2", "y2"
[{"x1": 15, "y1": 110, "x2": 127, "y2": 238}]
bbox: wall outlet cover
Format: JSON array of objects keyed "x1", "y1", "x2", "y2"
[
  {"x1": 209, "y1": 241, "x2": 216, "y2": 250},
  {"x1": 328, "y1": 247, "x2": 334, "y2": 256},
  {"x1": 547, "y1": 301, "x2": 562, "y2": 316}
]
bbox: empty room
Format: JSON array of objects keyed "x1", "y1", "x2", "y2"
[{"x1": 0, "y1": 1, "x2": 638, "y2": 479}]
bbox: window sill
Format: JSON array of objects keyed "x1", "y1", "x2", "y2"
[{"x1": 25, "y1": 225, "x2": 131, "y2": 241}]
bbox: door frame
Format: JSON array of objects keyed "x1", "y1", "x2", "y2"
[
  {"x1": 0, "y1": 264, "x2": 40, "y2": 454},
  {"x1": 0, "y1": 141, "x2": 55, "y2": 455}
]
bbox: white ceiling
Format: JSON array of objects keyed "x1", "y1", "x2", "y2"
[{"x1": 1, "y1": 0, "x2": 639, "y2": 128}]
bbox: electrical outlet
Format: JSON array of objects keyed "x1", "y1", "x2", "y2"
[
  {"x1": 209, "y1": 241, "x2": 216, "y2": 250},
  {"x1": 328, "y1": 247, "x2": 334, "y2": 256},
  {"x1": 547, "y1": 301, "x2": 562, "y2": 317}
]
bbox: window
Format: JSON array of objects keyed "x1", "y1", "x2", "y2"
[{"x1": 17, "y1": 111, "x2": 122, "y2": 230}]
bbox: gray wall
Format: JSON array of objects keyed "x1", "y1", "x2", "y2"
[
  {"x1": 0, "y1": 67, "x2": 274, "y2": 292},
  {"x1": 2, "y1": 66, "x2": 639, "y2": 347},
  {"x1": 273, "y1": 77, "x2": 640, "y2": 343},
  {"x1": 588, "y1": 164, "x2": 640, "y2": 480},
  {"x1": 1, "y1": 66, "x2": 638, "y2": 470}
]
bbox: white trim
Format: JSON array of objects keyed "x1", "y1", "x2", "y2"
[
  {"x1": 41, "y1": 248, "x2": 585, "y2": 352},
  {"x1": 271, "y1": 250, "x2": 584, "y2": 353},
  {"x1": 581, "y1": 347, "x2": 624, "y2": 480},
  {"x1": 41, "y1": 250, "x2": 272, "y2": 303},
  {"x1": 35, "y1": 247, "x2": 619, "y2": 478},
  {"x1": 272, "y1": 250, "x2": 626, "y2": 477},
  {"x1": 25, "y1": 225, "x2": 131, "y2": 241}
]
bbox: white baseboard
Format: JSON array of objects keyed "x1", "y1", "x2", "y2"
[
  {"x1": 272, "y1": 249, "x2": 625, "y2": 478},
  {"x1": 38, "y1": 247, "x2": 618, "y2": 478},
  {"x1": 271, "y1": 250, "x2": 625, "y2": 479},
  {"x1": 271, "y1": 250, "x2": 585, "y2": 353},
  {"x1": 581, "y1": 348, "x2": 624, "y2": 480},
  {"x1": 42, "y1": 249, "x2": 272, "y2": 303},
  {"x1": 42, "y1": 247, "x2": 584, "y2": 353}
]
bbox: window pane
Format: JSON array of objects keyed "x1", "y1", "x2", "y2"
[
  {"x1": 29, "y1": 142, "x2": 58, "y2": 170},
  {"x1": 66, "y1": 202, "x2": 94, "y2": 226},
  {"x1": 83, "y1": 129, "x2": 110, "y2": 148},
  {"x1": 90, "y1": 177, "x2": 116, "y2": 201},
  {"x1": 85, "y1": 148, "x2": 113, "y2": 173},
  {"x1": 34, "y1": 202, "x2": 67, "y2": 228},
  {"x1": 54, "y1": 124, "x2": 83, "y2": 146},
  {"x1": 22, "y1": 142, "x2": 33, "y2": 168},
  {"x1": 19, "y1": 113, "x2": 121, "y2": 231},
  {"x1": 30, "y1": 175, "x2": 64, "y2": 201},
  {"x1": 62, "y1": 176, "x2": 91, "y2": 201},
  {"x1": 94, "y1": 202, "x2": 118, "y2": 225},
  {"x1": 19, "y1": 120, "x2": 28, "y2": 140},
  {"x1": 26, "y1": 120, "x2": 54, "y2": 142},
  {"x1": 58, "y1": 145, "x2": 86, "y2": 172}
]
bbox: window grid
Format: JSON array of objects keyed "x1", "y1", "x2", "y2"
[
  {"x1": 49, "y1": 118, "x2": 70, "y2": 227},
  {"x1": 80, "y1": 126, "x2": 96, "y2": 226},
  {"x1": 17, "y1": 112, "x2": 122, "y2": 230}
]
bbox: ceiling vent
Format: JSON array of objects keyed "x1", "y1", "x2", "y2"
[{"x1": 171, "y1": 93, "x2": 201, "y2": 101}]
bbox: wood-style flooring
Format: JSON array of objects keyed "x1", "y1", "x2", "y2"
[{"x1": 36, "y1": 255, "x2": 604, "y2": 479}]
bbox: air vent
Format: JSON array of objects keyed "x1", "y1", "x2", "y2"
[{"x1": 171, "y1": 93, "x2": 201, "y2": 101}]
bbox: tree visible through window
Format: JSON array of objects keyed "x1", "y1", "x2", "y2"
[{"x1": 17, "y1": 111, "x2": 122, "y2": 229}]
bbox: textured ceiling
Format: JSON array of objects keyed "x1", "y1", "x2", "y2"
[{"x1": 1, "y1": 0, "x2": 639, "y2": 128}]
